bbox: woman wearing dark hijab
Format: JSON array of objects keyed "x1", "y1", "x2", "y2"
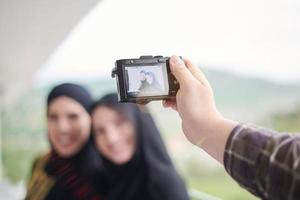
[
  {"x1": 138, "y1": 70, "x2": 148, "y2": 91},
  {"x1": 139, "y1": 71, "x2": 163, "y2": 95},
  {"x1": 147, "y1": 72, "x2": 164, "y2": 92},
  {"x1": 90, "y1": 93, "x2": 189, "y2": 200},
  {"x1": 26, "y1": 83, "x2": 101, "y2": 200}
]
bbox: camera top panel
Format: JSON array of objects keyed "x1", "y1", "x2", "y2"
[{"x1": 116, "y1": 55, "x2": 169, "y2": 66}]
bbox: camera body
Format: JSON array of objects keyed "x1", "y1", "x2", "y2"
[{"x1": 112, "y1": 55, "x2": 179, "y2": 103}]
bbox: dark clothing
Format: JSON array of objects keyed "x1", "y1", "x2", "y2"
[
  {"x1": 138, "y1": 80, "x2": 163, "y2": 94},
  {"x1": 138, "y1": 80, "x2": 150, "y2": 91},
  {"x1": 26, "y1": 142, "x2": 102, "y2": 200},
  {"x1": 91, "y1": 94, "x2": 189, "y2": 200},
  {"x1": 224, "y1": 124, "x2": 300, "y2": 200}
]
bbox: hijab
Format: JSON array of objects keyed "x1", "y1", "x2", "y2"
[{"x1": 91, "y1": 93, "x2": 189, "y2": 200}]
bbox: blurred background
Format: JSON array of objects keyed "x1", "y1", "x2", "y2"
[{"x1": 1, "y1": 0, "x2": 300, "y2": 199}]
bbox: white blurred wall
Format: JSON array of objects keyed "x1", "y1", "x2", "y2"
[{"x1": 0, "y1": 0, "x2": 101, "y2": 108}]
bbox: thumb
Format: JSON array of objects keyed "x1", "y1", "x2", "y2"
[{"x1": 170, "y1": 55, "x2": 195, "y2": 89}]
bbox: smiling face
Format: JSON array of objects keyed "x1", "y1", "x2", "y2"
[
  {"x1": 140, "y1": 71, "x2": 146, "y2": 82},
  {"x1": 146, "y1": 73, "x2": 153, "y2": 84},
  {"x1": 92, "y1": 106, "x2": 136, "y2": 165},
  {"x1": 47, "y1": 96, "x2": 91, "y2": 158}
]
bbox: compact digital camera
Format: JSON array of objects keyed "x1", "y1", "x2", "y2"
[{"x1": 112, "y1": 55, "x2": 180, "y2": 104}]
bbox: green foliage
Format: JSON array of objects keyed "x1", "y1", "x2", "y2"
[
  {"x1": 269, "y1": 106, "x2": 300, "y2": 132},
  {"x1": 188, "y1": 174, "x2": 258, "y2": 200},
  {"x1": 3, "y1": 135, "x2": 48, "y2": 183}
]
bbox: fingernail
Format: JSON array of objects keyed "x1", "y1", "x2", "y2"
[{"x1": 171, "y1": 56, "x2": 183, "y2": 66}]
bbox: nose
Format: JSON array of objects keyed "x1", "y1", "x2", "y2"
[
  {"x1": 106, "y1": 126, "x2": 120, "y2": 144},
  {"x1": 57, "y1": 118, "x2": 72, "y2": 134}
]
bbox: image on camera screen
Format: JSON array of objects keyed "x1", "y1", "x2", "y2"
[{"x1": 125, "y1": 64, "x2": 169, "y2": 97}]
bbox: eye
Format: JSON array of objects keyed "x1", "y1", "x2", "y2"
[
  {"x1": 95, "y1": 127, "x2": 105, "y2": 136},
  {"x1": 115, "y1": 117, "x2": 125, "y2": 127},
  {"x1": 48, "y1": 114, "x2": 58, "y2": 122},
  {"x1": 68, "y1": 113, "x2": 79, "y2": 120}
]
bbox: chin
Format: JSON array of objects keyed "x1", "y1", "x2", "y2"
[
  {"x1": 56, "y1": 147, "x2": 78, "y2": 158},
  {"x1": 113, "y1": 155, "x2": 132, "y2": 165}
]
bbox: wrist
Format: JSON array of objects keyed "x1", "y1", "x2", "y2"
[{"x1": 195, "y1": 116, "x2": 238, "y2": 163}]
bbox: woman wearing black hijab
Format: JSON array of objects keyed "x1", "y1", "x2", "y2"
[
  {"x1": 26, "y1": 83, "x2": 101, "y2": 200},
  {"x1": 91, "y1": 93, "x2": 189, "y2": 200},
  {"x1": 138, "y1": 71, "x2": 163, "y2": 95}
]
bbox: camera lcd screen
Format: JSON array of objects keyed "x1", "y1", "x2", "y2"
[{"x1": 124, "y1": 63, "x2": 169, "y2": 97}]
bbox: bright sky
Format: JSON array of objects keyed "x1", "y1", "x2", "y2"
[{"x1": 35, "y1": 0, "x2": 300, "y2": 85}]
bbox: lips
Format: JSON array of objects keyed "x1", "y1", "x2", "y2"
[
  {"x1": 56, "y1": 135, "x2": 75, "y2": 147},
  {"x1": 110, "y1": 142, "x2": 127, "y2": 155}
]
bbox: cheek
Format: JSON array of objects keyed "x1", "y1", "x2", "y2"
[
  {"x1": 96, "y1": 136, "x2": 109, "y2": 155},
  {"x1": 47, "y1": 121, "x2": 56, "y2": 134},
  {"x1": 81, "y1": 123, "x2": 91, "y2": 138},
  {"x1": 47, "y1": 130, "x2": 55, "y2": 145},
  {"x1": 75, "y1": 119, "x2": 91, "y2": 138},
  {"x1": 47, "y1": 123, "x2": 58, "y2": 142},
  {"x1": 123, "y1": 125, "x2": 136, "y2": 152}
]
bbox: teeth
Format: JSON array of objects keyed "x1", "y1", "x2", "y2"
[{"x1": 58, "y1": 135, "x2": 72, "y2": 146}]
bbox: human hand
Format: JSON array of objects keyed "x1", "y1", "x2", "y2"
[{"x1": 163, "y1": 56, "x2": 237, "y2": 162}]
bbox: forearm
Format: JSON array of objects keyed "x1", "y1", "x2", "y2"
[
  {"x1": 224, "y1": 124, "x2": 300, "y2": 199},
  {"x1": 195, "y1": 117, "x2": 238, "y2": 163}
]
